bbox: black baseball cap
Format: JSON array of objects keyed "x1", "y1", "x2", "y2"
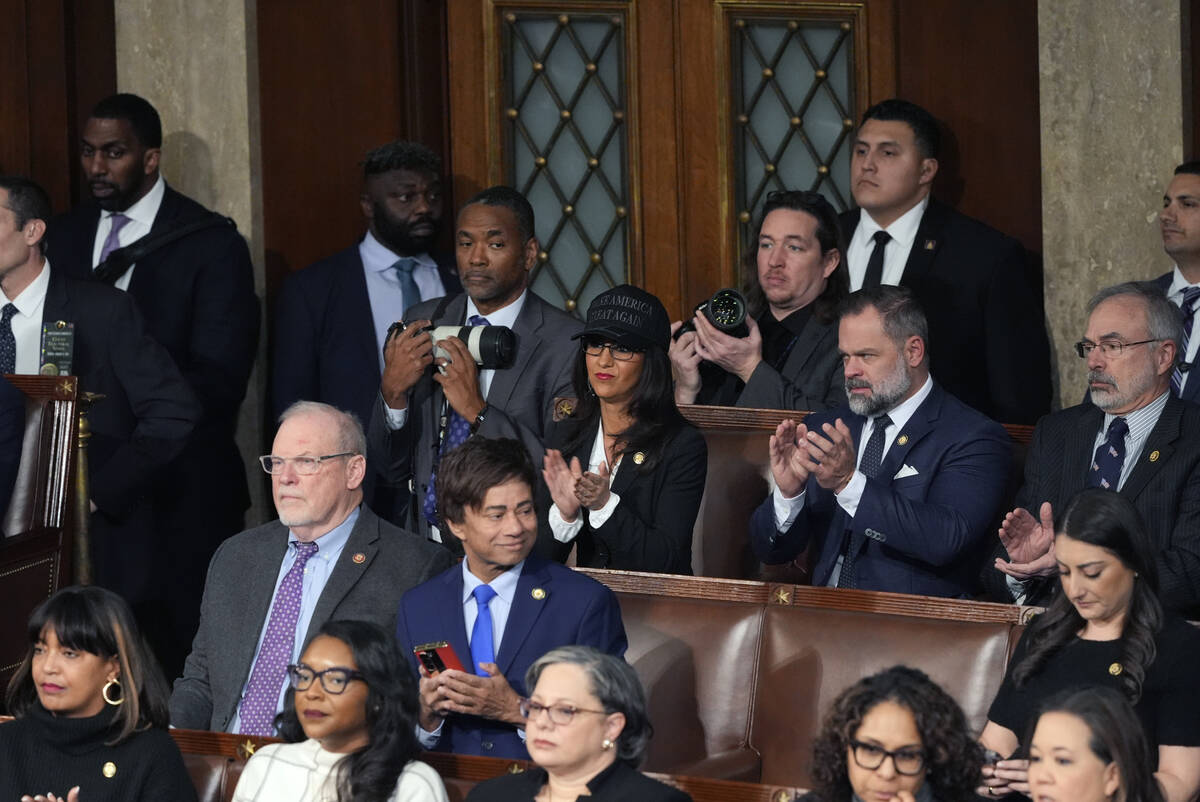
[{"x1": 572, "y1": 284, "x2": 671, "y2": 350}]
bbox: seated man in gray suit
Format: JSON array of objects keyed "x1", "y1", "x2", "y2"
[
  {"x1": 369, "y1": 186, "x2": 581, "y2": 553},
  {"x1": 669, "y1": 190, "x2": 847, "y2": 412},
  {"x1": 169, "y1": 401, "x2": 452, "y2": 734}
]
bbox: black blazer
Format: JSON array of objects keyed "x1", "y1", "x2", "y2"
[
  {"x1": 841, "y1": 199, "x2": 1052, "y2": 425},
  {"x1": 1155, "y1": 270, "x2": 1200, "y2": 405},
  {"x1": 547, "y1": 417, "x2": 707, "y2": 574},
  {"x1": 41, "y1": 267, "x2": 200, "y2": 603},
  {"x1": 465, "y1": 761, "x2": 692, "y2": 802},
  {"x1": 270, "y1": 243, "x2": 461, "y2": 429},
  {"x1": 0, "y1": 374, "x2": 24, "y2": 523},
  {"x1": 984, "y1": 396, "x2": 1200, "y2": 616}
]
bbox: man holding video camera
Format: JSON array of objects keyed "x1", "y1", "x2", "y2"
[{"x1": 369, "y1": 186, "x2": 581, "y2": 550}]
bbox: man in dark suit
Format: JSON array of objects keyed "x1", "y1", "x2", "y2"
[
  {"x1": 271, "y1": 140, "x2": 461, "y2": 430},
  {"x1": 670, "y1": 189, "x2": 846, "y2": 412},
  {"x1": 44, "y1": 93, "x2": 259, "y2": 677},
  {"x1": 749, "y1": 285, "x2": 1010, "y2": 597},
  {"x1": 369, "y1": 186, "x2": 581, "y2": 549},
  {"x1": 989, "y1": 282, "x2": 1200, "y2": 616},
  {"x1": 839, "y1": 99, "x2": 1051, "y2": 425},
  {"x1": 0, "y1": 175, "x2": 199, "y2": 613},
  {"x1": 397, "y1": 437, "x2": 626, "y2": 759},
  {"x1": 1156, "y1": 161, "x2": 1200, "y2": 404},
  {"x1": 170, "y1": 401, "x2": 452, "y2": 733},
  {"x1": 0, "y1": 375, "x2": 24, "y2": 524}
]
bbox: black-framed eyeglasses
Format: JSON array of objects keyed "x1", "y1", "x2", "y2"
[
  {"x1": 259, "y1": 452, "x2": 357, "y2": 475},
  {"x1": 582, "y1": 339, "x2": 642, "y2": 362},
  {"x1": 286, "y1": 664, "x2": 365, "y2": 694},
  {"x1": 519, "y1": 698, "x2": 608, "y2": 726},
  {"x1": 1073, "y1": 339, "x2": 1161, "y2": 359},
  {"x1": 849, "y1": 740, "x2": 925, "y2": 776}
]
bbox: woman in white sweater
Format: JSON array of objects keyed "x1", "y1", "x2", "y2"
[{"x1": 233, "y1": 619, "x2": 447, "y2": 802}]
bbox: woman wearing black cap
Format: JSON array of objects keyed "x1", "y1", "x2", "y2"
[{"x1": 542, "y1": 284, "x2": 707, "y2": 574}]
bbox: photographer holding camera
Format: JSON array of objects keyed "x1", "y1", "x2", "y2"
[
  {"x1": 669, "y1": 190, "x2": 848, "y2": 412},
  {"x1": 369, "y1": 186, "x2": 581, "y2": 550}
]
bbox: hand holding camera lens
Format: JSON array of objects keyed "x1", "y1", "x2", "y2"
[
  {"x1": 381, "y1": 319, "x2": 434, "y2": 409},
  {"x1": 433, "y1": 335, "x2": 486, "y2": 422},
  {"x1": 693, "y1": 312, "x2": 764, "y2": 383},
  {"x1": 668, "y1": 321, "x2": 703, "y2": 405}
]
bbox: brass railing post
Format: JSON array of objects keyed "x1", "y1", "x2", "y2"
[{"x1": 73, "y1": 391, "x2": 102, "y2": 584}]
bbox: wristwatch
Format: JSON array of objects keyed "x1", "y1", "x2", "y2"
[{"x1": 470, "y1": 404, "x2": 489, "y2": 434}]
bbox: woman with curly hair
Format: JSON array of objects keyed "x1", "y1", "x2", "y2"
[
  {"x1": 979, "y1": 489, "x2": 1200, "y2": 802},
  {"x1": 232, "y1": 619, "x2": 447, "y2": 802},
  {"x1": 802, "y1": 665, "x2": 982, "y2": 802}
]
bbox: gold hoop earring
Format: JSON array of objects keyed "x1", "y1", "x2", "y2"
[
  {"x1": 601, "y1": 738, "x2": 614, "y2": 750},
  {"x1": 102, "y1": 678, "x2": 124, "y2": 706}
]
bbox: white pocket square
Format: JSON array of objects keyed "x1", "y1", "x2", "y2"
[{"x1": 893, "y1": 464, "x2": 919, "y2": 480}]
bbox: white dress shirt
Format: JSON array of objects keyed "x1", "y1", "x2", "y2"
[
  {"x1": 846, "y1": 196, "x2": 930, "y2": 290},
  {"x1": 548, "y1": 422, "x2": 623, "y2": 543},
  {"x1": 2, "y1": 259, "x2": 51, "y2": 374},
  {"x1": 1166, "y1": 266, "x2": 1200, "y2": 394},
  {"x1": 359, "y1": 231, "x2": 446, "y2": 373},
  {"x1": 90, "y1": 175, "x2": 166, "y2": 291}
]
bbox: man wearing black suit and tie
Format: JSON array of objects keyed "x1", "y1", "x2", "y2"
[
  {"x1": 368, "y1": 186, "x2": 581, "y2": 551},
  {"x1": 989, "y1": 282, "x2": 1200, "y2": 616},
  {"x1": 44, "y1": 93, "x2": 259, "y2": 677},
  {"x1": 271, "y1": 141, "x2": 462, "y2": 430},
  {"x1": 840, "y1": 99, "x2": 1051, "y2": 425},
  {"x1": 1156, "y1": 161, "x2": 1200, "y2": 404}
]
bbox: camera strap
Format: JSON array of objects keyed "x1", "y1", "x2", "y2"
[{"x1": 93, "y1": 214, "x2": 236, "y2": 285}]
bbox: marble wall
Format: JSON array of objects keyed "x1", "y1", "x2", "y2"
[
  {"x1": 114, "y1": 0, "x2": 268, "y2": 521},
  {"x1": 1039, "y1": 0, "x2": 1187, "y2": 405}
]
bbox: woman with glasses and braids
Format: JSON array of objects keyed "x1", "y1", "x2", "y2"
[
  {"x1": 232, "y1": 619, "x2": 447, "y2": 802},
  {"x1": 979, "y1": 489, "x2": 1200, "y2": 802},
  {"x1": 801, "y1": 665, "x2": 983, "y2": 802},
  {"x1": 542, "y1": 284, "x2": 706, "y2": 574},
  {"x1": 466, "y1": 646, "x2": 690, "y2": 802}
]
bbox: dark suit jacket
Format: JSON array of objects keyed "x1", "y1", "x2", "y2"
[
  {"x1": 168, "y1": 505, "x2": 452, "y2": 731},
  {"x1": 1155, "y1": 271, "x2": 1200, "y2": 405},
  {"x1": 547, "y1": 417, "x2": 707, "y2": 573},
  {"x1": 271, "y1": 243, "x2": 461, "y2": 429},
  {"x1": 46, "y1": 185, "x2": 260, "y2": 537},
  {"x1": 42, "y1": 267, "x2": 200, "y2": 603},
  {"x1": 749, "y1": 382, "x2": 1010, "y2": 597},
  {"x1": 696, "y1": 311, "x2": 844, "y2": 412},
  {"x1": 368, "y1": 291, "x2": 581, "y2": 544},
  {"x1": 841, "y1": 200, "x2": 1051, "y2": 425},
  {"x1": 465, "y1": 761, "x2": 692, "y2": 802},
  {"x1": 396, "y1": 554, "x2": 627, "y2": 759},
  {"x1": 0, "y1": 375, "x2": 24, "y2": 522},
  {"x1": 986, "y1": 397, "x2": 1200, "y2": 615}
]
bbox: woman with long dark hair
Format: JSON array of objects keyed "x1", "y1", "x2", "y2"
[
  {"x1": 979, "y1": 489, "x2": 1200, "y2": 802},
  {"x1": 0, "y1": 585, "x2": 197, "y2": 802},
  {"x1": 1028, "y1": 686, "x2": 1164, "y2": 802},
  {"x1": 232, "y1": 619, "x2": 446, "y2": 802},
  {"x1": 542, "y1": 284, "x2": 707, "y2": 574},
  {"x1": 801, "y1": 665, "x2": 983, "y2": 802}
]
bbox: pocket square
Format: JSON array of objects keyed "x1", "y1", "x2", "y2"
[{"x1": 893, "y1": 464, "x2": 919, "y2": 480}]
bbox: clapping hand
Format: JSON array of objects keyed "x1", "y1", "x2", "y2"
[
  {"x1": 575, "y1": 461, "x2": 612, "y2": 510},
  {"x1": 542, "y1": 449, "x2": 583, "y2": 521},
  {"x1": 995, "y1": 502, "x2": 1057, "y2": 579},
  {"x1": 21, "y1": 788, "x2": 80, "y2": 802}
]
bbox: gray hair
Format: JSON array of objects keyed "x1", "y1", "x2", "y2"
[
  {"x1": 277, "y1": 401, "x2": 367, "y2": 456},
  {"x1": 839, "y1": 284, "x2": 929, "y2": 350},
  {"x1": 525, "y1": 646, "x2": 652, "y2": 767},
  {"x1": 1087, "y1": 281, "x2": 1184, "y2": 351}
]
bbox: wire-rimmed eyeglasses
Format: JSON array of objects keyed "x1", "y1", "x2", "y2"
[
  {"x1": 519, "y1": 698, "x2": 608, "y2": 726},
  {"x1": 259, "y1": 452, "x2": 356, "y2": 475},
  {"x1": 1073, "y1": 339, "x2": 1161, "y2": 359}
]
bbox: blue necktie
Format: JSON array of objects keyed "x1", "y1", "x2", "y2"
[
  {"x1": 470, "y1": 584, "x2": 498, "y2": 676},
  {"x1": 1172, "y1": 287, "x2": 1200, "y2": 395},
  {"x1": 0, "y1": 304, "x2": 16, "y2": 374},
  {"x1": 1087, "y1": 417, "x2": 1128, "y2": 491},
  {"x1": 837, "y1": 414, "x2": 892, "y2": 589},
  {"x1": 423, "y1": 315, "x2": 490, "y2": 526},
  {"x1": 393, "y1": 257, "x2": 421, "y2": 313}
]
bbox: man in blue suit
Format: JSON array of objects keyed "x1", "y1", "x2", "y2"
[
  {"x1": 1157, "y1": 160, "x2": 1200, "y2": 405},
  {"x1": 396, "y1": 436, "x2": 626, "y2": 759},
  {"x1": 749, "y1": 285, "x2": 1010, "y2": 598}
]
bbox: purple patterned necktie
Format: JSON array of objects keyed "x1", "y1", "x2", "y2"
[
  {"x1": 98, "y1": 213, "x2": 131, "y2": 265},
  {"x1": 237, "y1": 540, "x2": 319, "y2": 735},
  {"x1": 423, "y1": 315, "x2": 489, "y2": 526}
]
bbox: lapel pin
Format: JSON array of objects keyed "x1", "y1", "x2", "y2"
[
  {"x1": 352, "y1": 552, "x2": 366, "y2": 564},
  {"x1": 55, "y1": 320, "x2": 68, "y2": 329},
  {"x1": 633, "y1": 452, "x2": 645, "y2": 465},
  {"x1": 1149, "y1": 450, "x2": 1160, "y2": 462},
  {"x1": 103, "y1": 761, "x2": 117, "y2": 778},
  {"x1": 1108, "y1": 662, "x2": 1123, "y2": 676},
  {"x1": 531, "y1": 587, "x2": 546, "y2": 600},
  {"x1": 923, "y1": 239, "x2": 936, "y2": 250},
  {"x1": 896, "y1": 435, "x2": 909, "y2": 445}
]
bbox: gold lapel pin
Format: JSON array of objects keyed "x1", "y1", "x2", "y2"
[
  {"x1": 1149, "y1": 450, "x2": 1160, "y2": 462},
  {"x1": 352, "y1": 552, "x2": 366, "y2": 564},
  {"x1": 102, "y1": 761, "x2": 117, "y2": 778},
  {"x1": 55, "y1": 320, "x2": 68, "y2": 329},
  {"x1": 896, "y1": 435, "x2": 909, "y2": 445},
  {"x1": 633, "y1": 452, "x2": 645, "y2": 465},
  {"x1": 531, "y1": 588, "x2": 546, "y2": 600},
  {"x1": 924, "y1": 239, "x2": 936, "y2": 250},
  {"x1": 1108, "y1": 662, "x2": 1123, "y2": 676}
]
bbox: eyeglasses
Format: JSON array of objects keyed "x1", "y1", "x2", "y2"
[
  {"x1": 286, "y1": 664, "x2": 365, "y2": 694},
  {"x1": 849, "y1": 740, "x2": 926, "y2": 776},
  {"x1": 259, "y1": 452, "x2": 357, "y2": 475},
  {"x1": 583, "y1": 340, "x2": 642, "y2": 361},
  {"x1": 1073, "y1": 339, "x2": 1161, "y2": 359},
  {"x1": 520, "y1": 698, "x2": 608, "y2": 726}
]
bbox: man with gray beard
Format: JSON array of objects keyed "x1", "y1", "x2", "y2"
[
  {"x1": 988, "y1": 281, "x2": 1200, "y2": 615},
  {"x1": 748, "y1": 285, "x2": 1010, "y2": 597}
]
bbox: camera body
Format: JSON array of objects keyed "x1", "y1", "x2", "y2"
[{"x1": 674, "y1": 288, "x2": 749, "y2": 339}]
